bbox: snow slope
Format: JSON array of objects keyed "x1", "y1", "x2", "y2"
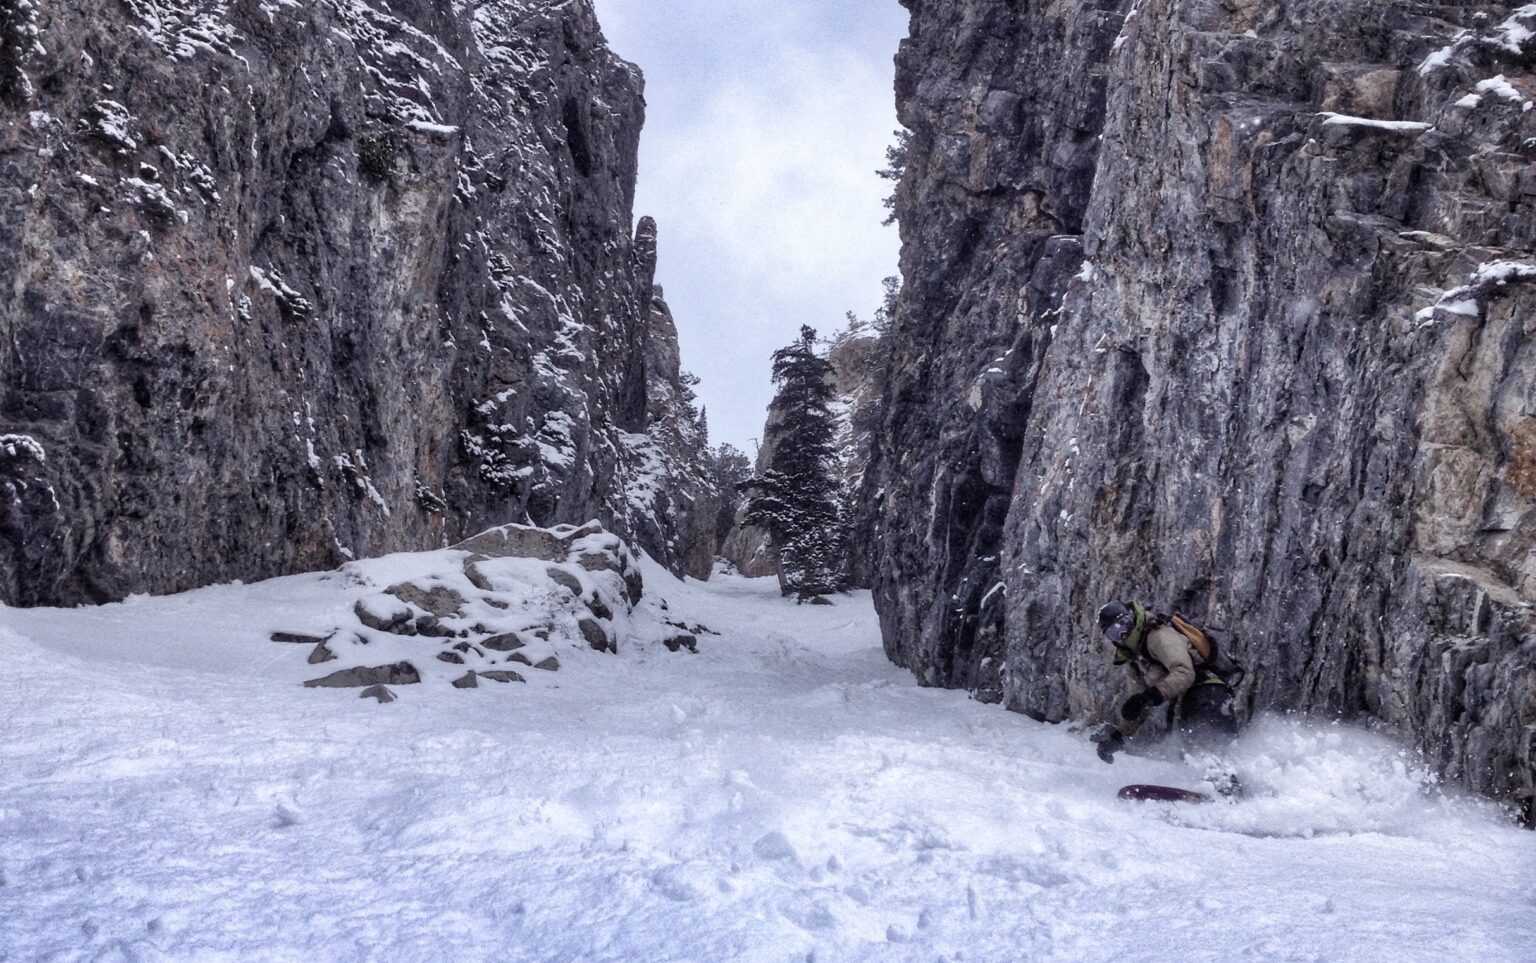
[{"x1": 2, "y1": 561, "x2": 1533, "y2": 962}]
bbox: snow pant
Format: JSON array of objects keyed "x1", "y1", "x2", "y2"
[{"x1": 1173, "y1": 683, "x2": 1238, "y2": 752}]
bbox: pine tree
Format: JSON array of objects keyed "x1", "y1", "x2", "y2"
[
  {"x1": 877, "y1": 130, "x2": 911, "y2": 227},
  {"x1": 677, "y1": 370, "x2": 701, "y2": 423},
  {"x1": 741, "y1": 326, "x2": 846, "y2": 597},
  {"x1": 873, "y1": 275, "x2": 900, "y2": 332}
]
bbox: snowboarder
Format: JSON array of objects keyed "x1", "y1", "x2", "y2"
[{"x1": 1089, "y1": 600, "x2": 1242, "y2": 774}]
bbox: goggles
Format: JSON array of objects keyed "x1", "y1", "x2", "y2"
[{"x1": 1104, "y1": 614, "x2": 1134, "y2": 643}]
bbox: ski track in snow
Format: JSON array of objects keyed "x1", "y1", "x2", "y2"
[{"x1": 2, "y1": 563, "x2": 1534, "y2": 962}]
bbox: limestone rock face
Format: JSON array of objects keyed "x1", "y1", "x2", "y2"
[
  {"x1": 868, "y1": 0, "x2": 1536, "y2": 802},
  {"x1": 0, "y1": 0, "x2": 714, "y2": 605},
  {"x1": 719, "y1": 520, "x2": 778, "y2": 580}
]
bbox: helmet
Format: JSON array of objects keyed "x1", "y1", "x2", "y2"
[{"x1": 1097, "y1": 601, "x2": 1134, "y2": 643}]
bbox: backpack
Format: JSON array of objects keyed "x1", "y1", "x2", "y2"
[
  {"x1": 1169, "y1": 613, "x2": 1213, "y2": 663},
  {"x1": 1168, "y1": 612, "x2": 1246, "y2": 689}
]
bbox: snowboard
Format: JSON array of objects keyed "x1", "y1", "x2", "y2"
[{"x1": 1118, "y1": 784, "x2": 1212, "y2": 803}]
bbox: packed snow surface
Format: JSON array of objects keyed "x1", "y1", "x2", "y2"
[{"x1": 2, "y1": 562, "x2": 1534, "y2": 961}]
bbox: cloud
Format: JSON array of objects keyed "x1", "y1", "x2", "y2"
[
  {"x1": 591, "y1": 0, "x2": 907, "y2": 451},
  {"x1": 649, "y1": 47, "x2": 896, "y2": 299}
]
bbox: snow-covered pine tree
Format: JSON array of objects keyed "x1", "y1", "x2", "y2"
[{"x1": 741, "y1": 326, "x2": 847, "y2": 597}]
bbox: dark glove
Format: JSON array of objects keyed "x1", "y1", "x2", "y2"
[
  {"x1": 1120, "y1": 687, "x2": 1165, "y2": 722},
  {"x1": 1090, "y1": 726, "x2": 1125, "y2": 764}
]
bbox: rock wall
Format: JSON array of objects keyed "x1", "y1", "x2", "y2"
[
  {"x1": 0, "y1": 0, "x2": 716, "y2": 605},
  {"x1": 620, "y1": 273, "x2": 718, "y2": 582},
  {"x1": 719, "y1": 511, "x2": 778, "y2": 579},
  {"x1": 827, "y1": 322, "x2": 886, "y2": 589},
  {"x1": 868, "y1": 0, "x2": 1536, "y2": 806}
]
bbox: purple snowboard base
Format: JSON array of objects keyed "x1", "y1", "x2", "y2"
[{"x1": 1118, "y1": 784, "x2": 1212, "y2": 803}]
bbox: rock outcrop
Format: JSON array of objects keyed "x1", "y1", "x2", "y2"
[
  {"x1": 868, "y1": 0, "x2": 1536, "y2": 806},
  {"x1": 274, "y1": 520, "x2": 701, "y2": 694},
  {"x1": 0, "y1": 0, "x2": 714, "y2": 606},
  {"x1": 719, "y1": 510, "x2": 778, "y2": 580},
  {"x1": 826, "y1": 321, "x2": 887, "y2": 589}
]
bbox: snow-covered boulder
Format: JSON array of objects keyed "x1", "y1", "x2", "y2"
[
  {"x1": 453, "y1": 523, "x2": 594, "y2": 564},
  {"x1": 460, "y1": 520, "x2": 646, "y2": 606},
  {"x1": 274, "y1": 522, "x2": 701, "y2": 695}
]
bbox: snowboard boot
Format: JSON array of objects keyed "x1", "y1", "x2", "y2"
[
  {"x1": 1203, "y1": 766, "x2": 1243, "y2": 800},
  {"x1": 1091, "y1": 725, "x2": 1126, "y2": 764}
]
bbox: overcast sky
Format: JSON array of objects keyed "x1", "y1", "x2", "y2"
[{"x1": 590, "y1": 0, "x2": 909, "y2": 453}]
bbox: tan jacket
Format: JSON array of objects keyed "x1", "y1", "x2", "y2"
[{"x1": 1128, "y1": 625, "x2": 1198, "y2": 703}]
